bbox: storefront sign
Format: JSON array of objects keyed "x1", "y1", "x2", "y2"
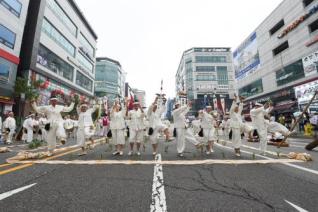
[
  {"x1": 233, "y1": 32, "x2": 261, "y2": 80},
  {"x1": 278, "y1": 4, "x2": 318, "y2": 39},
  {"x1": 305, "y1": 35, "x2": 318, "y2": 47},
  {"x1": 294, "y1": 79, "x2": 318, "y2": 104},
  {"x1": 302, "y1": 51, "x2": 318, "y2": 77}
]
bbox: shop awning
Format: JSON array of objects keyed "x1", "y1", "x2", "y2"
[{"x1": 0, "y1": 98, "x2": 15, "y2": 105}]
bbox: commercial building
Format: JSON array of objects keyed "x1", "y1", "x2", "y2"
[
  {"x1": 19, "y1": 0, "x2": 97, "y2": 107},
  {"x1": 175, "y1": 47, "x2": 235, "y2": 114},
  {"x1": 0, "y1": 0, "x2": 29, "y2": 114},
  {"x1": 235, "y1": 0, "x2": 318, "y2": 116},
  {"x1": 95, "y1": 57, "x2": 125, "y2": 104}
]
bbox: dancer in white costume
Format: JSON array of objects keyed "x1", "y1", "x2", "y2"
[
  {"x1": 110, "y1": 100, "x2": 126, "y2": 156},
  {"x1": 76, "y1": 102, "x2": 99, "y2": 156},
  {"x1": 250, "y1": 102, "x2": 273, "y2": 155},
  {"x1": 32, "y1": 96, "x2": 75, "y2": 156},
  {"x1": 199, "y1": 106, "x2": 216, "y2": 155},
  {"x1": 147, "y1": 95, "x2": 171, "y2": 155},
  {"x1": 172, "y1": 101, "x2": 202, "y2": 157},
  {"x1": 126, "y1": 101, "x2": 145, "y2": 156},
  {"x1": 22, "y1": 114, "x2": 35, "y2": 143},
  {"x1": 3, "y1": 112, "x2": 16, "y2": 144}
]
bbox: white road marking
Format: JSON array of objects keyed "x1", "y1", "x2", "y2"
[
  {"x1": 215, "y1": 141, "x2": 318, "y2": 176},
  {"x1": 290, "y1": 145, "x2": 306, "y2": 148},
  {"x1": 6, "y1": 159, "x2": 302, "y2": 165},
  {"x1": 0, "y1": 183, "x2": 36, "y2": 201},
  {"x1": 285, "y1": 200, "x2": 308, "y2": 212},
  {"x1": 150, "y1": 154, "x2": 167, "y2": 212}
]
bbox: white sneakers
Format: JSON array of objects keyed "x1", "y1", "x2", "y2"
[{"x1": 128, "y1": 151, "x2": 133, "y2": 156}]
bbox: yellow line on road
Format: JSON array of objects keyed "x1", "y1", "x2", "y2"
[
  {"x1": 0, "y1": 164, "x2": 33, "y2": 175},
  {"x1": 0, "y1": 163, "x2": 12, "y2": 168}
]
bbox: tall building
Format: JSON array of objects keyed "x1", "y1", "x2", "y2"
[
  {"x1": 19, "y1": 0, "x2": 97, "y2": 106},
  {"x1": 175, "y1": 47, "x2": 235, "y2": 114},
  {"x1": 235, "y1": 0, "x2": 318, "y2": 115},
  {"x1": 95, "y1": 57, "x2": 124, "y2": 103},
  {"x1": 0, "y1": 0, "x2": 29, "y2": 114}
]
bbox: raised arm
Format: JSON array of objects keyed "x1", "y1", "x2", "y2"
[
  {"x1": 32, "y1": 101, "x2": 47, "y2": 114},
  {"x1": 62, "y1": 102, "x2": 75, "y2": 113}
]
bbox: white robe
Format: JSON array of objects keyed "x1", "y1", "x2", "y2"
[
  {"x1": 32, "y1": 102, "x2": 74, "y2": 151},
  {"x1": 23, "y1": 117, "x2": 34, "y2": 143},
  {"x1": 147, "y1": 104, "x2": 167, "y2": 144},
  {"x1": 77, "y1": 107, "x2": 97, "y2": 147},
  {"x1": 229, "y1": 101, "x2": 243, "y2": 149},
  {"x1": 110, "y1": 109, "x2": 126, "y2": 145}
]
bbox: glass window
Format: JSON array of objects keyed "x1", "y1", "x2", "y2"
[
  {"x1": 196, "y1": 75, "x2": 215, "y2": 81},
  {"x1": 195, "y1": 56, "x2": 227, "y2": 63},
  {"x1": 41, "y1": 18, "x2": 75, "y2": 56},
  {"x1": 303, "y1": 0, "x2": 314, "y2": 7},
  {"x1": 239, "y1": 79, "x2": 263, "y2": 97},
  {"x1": 76, "y1": 71, "x2": 93, "y2": 92},
  {"x1": 77, "y1": 52, "x2": 93, "y2": 73},
  {"x1": 0, "y1": 57, "x2": 15, "y2": 83},
  {"x1": 0, "y1": 24, "x2": 16, "y2": 49},
  {"x1": 37, "y1": 44, "x2": 74, "y2": 82},
  {"x1": 276, "y1": 60, "x2": 305, "y2": 86},
  {"x1": 217, "y1": 66, "x2": 228, "y2": 85},
  {"x1": 270, "y1": 19, "x2": 284, "y2": 35},
  {"x1": 196, "y1": 66, "x2": 215, "y2": 72},
  {"x1": 273, "y1": 41, "x2": 289, "y2": 56},
  {"x1": 0, "y1": 0, "x2": 22, "y2": 17},
  {"x1": 46, "y1": 0, "x2": 77, "y2": 36},
  {"x1": 79, "y1": 33, "x2": 94, "y2": 59},
  {"x1": 309, "y1": 18, "x2": 318, "y2": 33}
]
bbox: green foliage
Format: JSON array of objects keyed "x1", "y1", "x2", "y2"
[
  {"x1": 28, "y1": 139, "x2": 43, "y2": 149},
  {"x1": 14, "y1": 77, "x2": 41, "y2": 100}
]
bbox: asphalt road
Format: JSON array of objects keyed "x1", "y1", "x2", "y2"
[{"x1": 0, "y1": 136, "x2": 317, "y2": 212}]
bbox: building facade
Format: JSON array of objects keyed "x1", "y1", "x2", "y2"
[
  {"x1": 95, "y1": 57, "x2": 124, "y2": 103},
  {"x1": 132, "y1": 88, "x2": 146, "y2": 108},
  {"x1": 19, "y1": 0, "x2": 97, "y2": 107},
  {"x1": 0, "y1": 0, "x2": 29, "y2": 114},
  {"x1": 175, "y1": 47, "x2": 235, "y2": 114},
  {"x1": 235, "y1": 0, "x2": 318, "y2": 115}
]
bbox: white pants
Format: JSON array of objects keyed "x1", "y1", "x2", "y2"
[
  {"x1": 231, "y1": 128, "x2": 241, "y2": 149},
  {"x1": 149, "y1": 124, "x2": 167, "y2": 144},
  {"x1": 47, "y1": 121, "x2": 66, "y2": 152},
  {"x1": 203, "y1": 128, "x2": 216, "y2": 144},
  {"x1": 129, "y1": 129, "x2": 144, "y2": 143},
  {"x1": 101, "y1": 126, "x2": 109, "y2": 136},
  {"x1": 112, "y1": 129, "x2": 125, "y2": 145},
  {"x1": 258, "y1": 128, "x2": 267, "y2": 153},
  {"x1": 176, "y1": 128, "x2": 200, "y2": 154},
  {"x1": 7, "y1": 128, "x2": 15, "y2": 143},
  {"x1": 26, "y1": 127, "x2": 33, "y2": 143},
  {"x1": 39, "y1": 127, "x2": 47, "y2": 141}
]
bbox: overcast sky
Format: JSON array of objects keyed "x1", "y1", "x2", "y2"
[{"x1": 76, "y1": 0, "x2": 282, "y2": 106}]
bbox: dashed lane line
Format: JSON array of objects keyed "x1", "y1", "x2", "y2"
[
  {"x1": 285, "y1": 200, "x2": 308, "y2": 212},
  {"x1": 0, "y1": 183, "x2": 37, "y2": 201}
]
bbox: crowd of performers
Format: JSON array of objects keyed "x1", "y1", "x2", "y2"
[{"x1": 0, "y1": 93, "x2": 297, "y2": 157}]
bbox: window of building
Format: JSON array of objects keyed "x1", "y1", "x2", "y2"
[
  {"x1": 276, "y1": 59, "x2": 304, "y2": 86},
  {"x1": 239, "y1": 79, "x2": 263, "y2": 97},
  {"x1": 196, "y1": 75, "x2": 215, "y2": 81},
  {"x1": 217, "y1": 66, "x2": 228, "y2": 85},
  {"x1": 273, "y1": 41, "x2": 289, "y2": 56},
  {"x1": 41, "y1": 18, "x2": 75, "y2": 57},
  {"x1": 46, "y1": 0, "x2": 77, "y2": 37},
  {"x1": 303, "y1": 0, "x2": 314, "y2": 7},
  {"x1": 196, "y1": 66, "x2": 215, "y2": 72},
  {"x1": 76, "y1": 71, "x2": 93, "y2": 92},
  {"x1": 309, "y1": 18, "x2": 318, "y2": 33},
  {"x1": 77, "y1": 52, "x2": 93, "y2": 73},
  {"x1": 79, "y1": 33, "x2": 94, "y2": 59},
  {"x1": 0, "y1": 0, "x2": 22, "y2": 17},
  {"x1": 37, "y1": 44, "x2": 74, "y2": 82},
  {"x1": 270, "y1": 19, "x2": 285, "y2": 35},
  {"x1": 95, "y1": 63, "x2": 120, "y2": 84},
  {"x1": 195, "y1": 56, "x2": 227, "y2": 63},
  {"x1": 0, "y1": 24, "x2": 16, "y2": 49},
  {"x1": 0, "y1": 57, "x2": 16, "y2": 83}
]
